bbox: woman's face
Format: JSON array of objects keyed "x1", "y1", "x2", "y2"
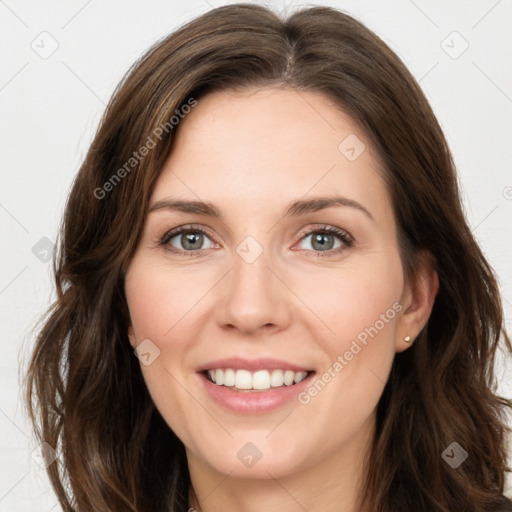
[{"x1": 125, "y1": 87, "x2": 429, "y2": 480}]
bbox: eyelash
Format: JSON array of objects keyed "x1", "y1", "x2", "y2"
[{"x1": 158, "y1": 223, "x2": 354, "y2": 258}]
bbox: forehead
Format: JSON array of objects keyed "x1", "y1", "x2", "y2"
[{"x1": 151, "y1": 87, "x2": 392, "y2": 224}]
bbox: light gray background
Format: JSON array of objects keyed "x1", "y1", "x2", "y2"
[{"x1": 1, "y1": 0, "x2": 511, "y2": 510}]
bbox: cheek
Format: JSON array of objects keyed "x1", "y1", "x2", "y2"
[
  {"x1": 124, "y1": 260, "x2": 209, "y2": 445},
  {"x1": 294, "y1": 254, "x2": 404, "y2": 353},
  {"x1": 293, "y1": 253, "x2": 403, "y2": 417},
  {"x1": 125, "y1": 259, "x2": 210, "y2": 343}
]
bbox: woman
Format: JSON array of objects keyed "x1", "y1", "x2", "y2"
[{"x1": 23, "y1": 3, "x2": 512, "y2": 511}]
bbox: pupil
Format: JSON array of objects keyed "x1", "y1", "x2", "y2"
[
  {"x1": 182, "y1": 232, "x2": 202, "y2": 250},
  {"x1": 312, "y1": 233, "x2": 334, "y2": 251}
]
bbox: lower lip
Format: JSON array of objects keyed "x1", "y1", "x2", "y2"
[{"x1": 198, "y1": 372, "x2": 315, "y2": 414}]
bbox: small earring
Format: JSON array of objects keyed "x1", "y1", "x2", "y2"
[{"x1": 404, "y1": 335, "x2": 412, "y2": 344}]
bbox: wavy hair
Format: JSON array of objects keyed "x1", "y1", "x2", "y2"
[{"x1": 22, "y1": 3, "x2": 511, "y2": 511}]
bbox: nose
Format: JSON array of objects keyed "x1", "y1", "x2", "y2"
[{"x1": 214, "y1": 247, "x2": 292, "y2": 336}]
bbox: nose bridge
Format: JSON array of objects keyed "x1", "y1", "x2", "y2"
[{"x1": 215, "y1": 236, "x2": 291, "y2": 333}]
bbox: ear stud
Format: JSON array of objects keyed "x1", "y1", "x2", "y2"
[{"x1": 404, "y1": 335, "x2": 412, "y2": 344}]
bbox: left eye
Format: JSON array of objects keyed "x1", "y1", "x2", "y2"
[{"x1": 297, "y1": 231, "x2": 345, "y2": 252}]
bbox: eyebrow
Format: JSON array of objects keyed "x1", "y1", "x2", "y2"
[{"x1": 148, "y1": 196, "x2": 374, "y2": 221}]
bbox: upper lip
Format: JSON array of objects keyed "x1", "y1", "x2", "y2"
[{"x1": 196, "y1": 357, "x2": 313, "y2": 373}]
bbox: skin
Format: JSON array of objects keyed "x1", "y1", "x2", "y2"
[{"x1": 125, "y1": 87, "x2": 438, "y2": 512}]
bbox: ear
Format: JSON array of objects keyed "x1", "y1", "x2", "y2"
[
  {"x1": 396, "y1": 251, "x2": 439, "y2": 353},
  {"x1": 128, "y1": 324, "x2": 137, "y2": 349}
]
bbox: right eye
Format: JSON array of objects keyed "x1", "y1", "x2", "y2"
[{"x1": 160, "y1": 225, "x2": 218, "y2": 254}]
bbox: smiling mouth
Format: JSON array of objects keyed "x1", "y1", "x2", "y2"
[{"x1": 203, "y1": 368, "x2": 314, "y2": 392}]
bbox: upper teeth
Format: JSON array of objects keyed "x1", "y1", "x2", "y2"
[{"x1": 208, "y1": 369, "x2": 309, "y2": 390}]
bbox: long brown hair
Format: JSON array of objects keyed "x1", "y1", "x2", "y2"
[{"x1": 22, "y1": 4, "x2": 511, "y2": 511}]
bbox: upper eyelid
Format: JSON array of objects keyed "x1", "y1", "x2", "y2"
[
  {"x1": 296, "y1": 224, "x2": 352, "y2": 241},
  {"x1": 162, "y1": 223, "x2": 216, "y2": 241}
]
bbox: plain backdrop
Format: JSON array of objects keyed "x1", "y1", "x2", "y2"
[{"x1": 1, "y1": 0, "x2": 511, "y2": 510}]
